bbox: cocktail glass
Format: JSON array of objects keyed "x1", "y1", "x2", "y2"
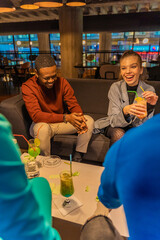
[
  {"x1": 28, "y1": 139, "x2": 40, "y2": 158},
  {"x1": 26, "y1": 139, "x2": 41, "y2": 179},
  {"x1": 135, "y1": 97, "x2": 147, "y2": 119},
  {"x1": 60, "y1": 170, "x2": 74, "y2": 208}
]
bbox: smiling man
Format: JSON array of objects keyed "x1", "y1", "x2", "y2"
[{"x1": 22, "y1": 54, "x2": 94, "y2": 161}]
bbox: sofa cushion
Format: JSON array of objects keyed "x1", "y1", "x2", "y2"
[{"x1": 67, "y1": 78, "x2": 114, "y2": 120}]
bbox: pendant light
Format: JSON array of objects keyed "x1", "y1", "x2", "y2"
[
  {"x1": 66, "y1": 0, "x2": 86, "y2": 7},
  {"x1": 20, "y1": 0, "x2": 39, "y2": 10},
  {"x1": 0, "y1": 0, "x2": 16, "y2": 13},
  {"x1": 34, "y1": 0, "x2": 63, "y2": 8}
]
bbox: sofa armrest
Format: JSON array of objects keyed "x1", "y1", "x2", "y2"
[{"x1": 0, "y1": 94, "x2": 32, "y2": 149}]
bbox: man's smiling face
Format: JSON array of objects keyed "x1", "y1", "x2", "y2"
[{"x1": 36, "y1": 65, "x2": 57, "y2": 89}]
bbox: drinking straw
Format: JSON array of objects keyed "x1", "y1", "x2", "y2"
[
  {"x1": 37, "y1": 124, "x2": 44, "y2": 138},
  {"x1": 70, "y1": 154, "x2": 72, "y2": 176},
  {"x1": 13, "y1": 134, "x2": 29, "y2": 145},
  {"x1": 140, "y1": 86, "x2": 145, "y2": 92},
  {"x1": 127, "y1": 90, "x2": 138, "y2": 98},
  {"x1": 13, "y1": 134, "x2": 36, "y2": 152}
]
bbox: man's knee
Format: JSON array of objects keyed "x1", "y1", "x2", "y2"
[
  {"x1": 33, "y1": 123, "x2": 52, "y2": 138},
  {"x1": 85, "y1": 115, "x2": 94, "y2": 131}
]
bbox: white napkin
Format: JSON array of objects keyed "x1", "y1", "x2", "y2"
[{"x1": 53, "y1": 195, "x2": 83, "y2": 216}]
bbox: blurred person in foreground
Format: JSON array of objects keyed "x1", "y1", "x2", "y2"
[
  {"x1": 94, "y1": 50, "x2": 158, "y2": 147},
  {"x1": 22, "y1": 54, "x2": 94, "y2": 162},
  {"x1": 0, "y1": 113, "x2": 123, "y2": 240},
  {"x1": 0, "y1": 114, "x2": 61, "y2": 240},
  {"x1": 97, "y1": 113, "x2": 160, "y2": 240},
  {"x1": 80, "y1": 201, "x2": 123, "y2": 240}
]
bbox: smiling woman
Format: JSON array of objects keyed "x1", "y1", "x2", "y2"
[
  {"x1": 119, "y1": 51, "x2": 143, "y2": 86},
  {"x1": 94, "y1": 50, "x2": 158, "y2": 147}
]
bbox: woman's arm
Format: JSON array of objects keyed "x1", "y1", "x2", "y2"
[{"x1": 107, "y1": 84, "x2": 132, "y2": 128}]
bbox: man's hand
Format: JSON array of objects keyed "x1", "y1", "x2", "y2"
[
  {"x1": 123, "y1": 103, "x2": 147, "y2": 119},
  {"x1": 142, "y1": 91, "x2": 158, "y2": 105},
  {"x1": 77, "y1": 115, "x2": 88, "y2": 134},
  {"x1": 66, "y1": 113, "x2": 88, "y2": 134}
]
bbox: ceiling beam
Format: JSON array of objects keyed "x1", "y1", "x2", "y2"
[
  {"x1": 87, "y1": 0, "x2": 160, "y2": 8},
  {"x1": 0, "y1": 11, "x2": 160, "y2": 34},
  {"x1": 83, "y1": 11, "x2": 160, "y2": 32},
  {"x1": 0, "y1": 20, "x2": 59, "y2": 34}
]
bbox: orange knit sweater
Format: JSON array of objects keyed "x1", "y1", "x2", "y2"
[{"x1": 22, "y1": 75, "x2": 82, "y2": 123}]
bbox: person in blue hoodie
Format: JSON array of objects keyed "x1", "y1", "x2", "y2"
[
  {"x1": 98, "y1": 113, "x2": 160, "y2": 240},
  {"x1": 0, "y1": 114, "x2": 61, "y2": 240}
]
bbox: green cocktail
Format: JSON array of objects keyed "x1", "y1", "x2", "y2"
[
  {"x1": 28, "y1": 138, "x2": 40, "y2": 158},
  {"x1": 26, "y1": 138, "x2": 41, "y2": 179},
  {"x1": 60, "y1": 171, "x2": 74, "y2": 197},
  {"x1": 60, "y1": 170, "x2": 74, "y2": 207},
  {"x1": 28, "y1": 146, "x2": 40, "y2": 158}
]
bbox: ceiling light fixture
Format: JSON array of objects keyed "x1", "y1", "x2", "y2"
[
  {"x1": 66, "y1": 0, "x2": 86, "y2": 7},
  {"x1": 34, "y1": 0, "x2": 63, "y2": 8},
  {"x1": 0, "y1": 0, "x2": 16, "y2": 13},
  {"x1": 20, "y1": 0, "x2": 39, "y2": 10}
]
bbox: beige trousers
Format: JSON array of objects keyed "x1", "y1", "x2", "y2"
[{"x1": 30, "y1": 115, "x2": 94, "y2": 156}]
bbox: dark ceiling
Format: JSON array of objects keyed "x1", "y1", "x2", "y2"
[
  {"x1": 0, "y1": 0, "x2": 159, "y2": 23},
  {"x1": 0, "y1": 0, "x2": 160, "y2": 33}
]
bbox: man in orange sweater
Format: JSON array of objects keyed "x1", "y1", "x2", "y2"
[{"x1": 22, "y1": 55, "x2": 94, "y2": 161}]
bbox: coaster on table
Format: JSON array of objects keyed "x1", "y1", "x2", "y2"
[{"x1": 53, "y1": 195, "x2": 83, "y2": 216}]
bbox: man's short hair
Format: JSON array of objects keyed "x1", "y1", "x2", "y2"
[
  {"x1": 80, "y1": 215, "x2": 123, "y2": 240},
  {"x1": 35, "y1": 54, "x2": 56, "y2": 72}
]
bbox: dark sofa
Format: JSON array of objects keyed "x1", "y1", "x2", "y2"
[{"x1": 0, "y1": 79, "x2": 160, "y2": 163}]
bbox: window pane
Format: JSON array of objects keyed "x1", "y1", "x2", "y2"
[
  {"x1": 111, "y1": 31, "x2": 160, "y2": 66},
  {"x1": 30, "y1": 34, "x2": 39, "y2": 53},
  {"x1": 0, "y1": 35, "x2": 14, "y2": 59},
  {"x1": 14, "y1": 34, "x2": 30, "y2": 62},
  {"x1": 134, "y1": 31, "x2": 160, "y2": 64},
  {"x1": 83, "y1": 33, "x2": 99, "y2": 66},
  {"x1": 50, "y1": 33, "x2": 60, "y2": 52},
  {"x1": 112, "y1": 32, "x2": 134, "y2": 51},
  {"x1": 49, "y1": 33, "x2": 61, "y2": 66}
]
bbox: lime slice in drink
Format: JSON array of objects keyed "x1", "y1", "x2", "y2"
[
  {"x1": 34, "y1": 138, "x2": 40, "y2": 146},
  {"x1": 28, "y1": 147, "x2": 40, "y2": 158}
]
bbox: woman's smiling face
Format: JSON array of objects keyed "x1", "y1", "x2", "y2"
[{"x1": 120, "y1": 55, "x2": 143, "y2": 86}]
